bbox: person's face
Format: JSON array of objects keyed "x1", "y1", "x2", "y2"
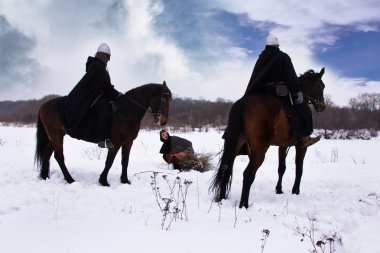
[
  {"x1": 161, "y1": 131, "x2": 168, "y2": 140},
  {"x1": 96, "y1": 52, "x2": 110, "y2": 66},
  {"x1": 103, "y1": 53, "x2": 110, "y2": 65}
]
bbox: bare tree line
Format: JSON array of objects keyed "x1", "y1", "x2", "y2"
[
  {"x1": 1, "y1": 93, "x2": 380, "y2": 132},
  {"x1": 0, "y1": 95, "x2": 59, "y2": 124},
  {"x1": 313, "y1": 93, "x2": 380, "y2": 131}
]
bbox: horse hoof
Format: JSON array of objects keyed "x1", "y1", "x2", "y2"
[
  {"x1": 100, "y1": 182, "x2": 110, "y2": 187},
  {"x1": 40, "y1": 174, "x2": 49, "y2": 180},
  {"x1": 99, "y1": 178, "x2": 110, "y2": 187},
  {"x1": 292, "y1": 189, "x2": 300, "y2": 195},
  {"x1": 99, "y1": 181, "x2": 110, "y2": 187},
  {"x1": 66, "y1": 177, "x2": 75, "y2": 184},
  {"x1": 276, "y1": 189, "x2": 283, "y2": 194},
  {"x1": 239, "y1": 202, "x2": 248, "y2": 209},
  {"x1": 121, "y1": 178, "x2": 131, "y2": 184}
]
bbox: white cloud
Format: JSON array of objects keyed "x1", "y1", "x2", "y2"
[
  {"x1": 326, "y1": 76, "x2": 380, "y2": 105},
  {"x1": 0, "y1": 0, "x2": 379, "y2": 106},
  {"x1": 211, "y1": 0, "x2": 380, "y2": 105},
  {"x1": 0, "y1": 0, "x2": 200, "y2": 99}
]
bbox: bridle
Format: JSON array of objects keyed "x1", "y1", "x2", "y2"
[
  {"x1": 304, "y1": 93, "x2": 323, "y2": 107},
  {"x1": 125, "y1": 89, "x2": 171, "y2": 122},
  {"x1": 303, "y1": 78, "x2": 325, "y2": 109},
  {"x1": 150, "y1": 90, "x2": 171, "y2": 124}
]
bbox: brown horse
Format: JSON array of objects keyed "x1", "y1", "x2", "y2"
[
  {"x1": 35, "y1": 82, "x2": 172, "y2": 186},
  {"x1": 210, "y1": 68, "x2": 326, "y2": 208}
]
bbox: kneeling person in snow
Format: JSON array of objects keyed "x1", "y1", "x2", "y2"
[{"x1": 159, "y1": 130, "x2": 196, "y2": 171}]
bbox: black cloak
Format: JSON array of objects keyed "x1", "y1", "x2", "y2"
[
  {"x1": 63, "y1": 56, "x2": 120, "y2": 142},
  {"x1": 245, "y1": 45, "x2": 301, "y2": 96}
]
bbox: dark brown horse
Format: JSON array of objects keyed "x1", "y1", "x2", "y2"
[
  {"x1": 211, "y1": 68, "x2": 326, "y2": 208},
  {"x1": 35, "y1": 82, "x2": 172, "y2": 186}
]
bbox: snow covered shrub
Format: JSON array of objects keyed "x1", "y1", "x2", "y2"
[
  {"x1": 359, "y1": 192, "x2": 380, "y2": 210},
  {"x1": 316, "y1": 129, "x2": 378, "y2": 140},
  {"x1": 330, "y1": 147, "x2": 339, "y2": 163},
  {"x1": 289, "y1": 213, "x2": 343, "y2": 253},
  {"x1": 315, "y1": 150, "x2": 328, "y2": 163},
  {"x1": 315, "y1": 147, "x2": 339, "y2": 163},
  {"x1": 82, "y1": 147, "x2": 107, "y2": 160},
  {"x1": 369, "y1": 128, "x2": 378, "y2": 137}
]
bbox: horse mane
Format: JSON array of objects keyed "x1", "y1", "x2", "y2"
[
  {"x1": 300, "y1": 69, "x2": 316, "y2": 78},
  {"x1": 124, "y1": 83, "x2": 163, "y2": 96}
]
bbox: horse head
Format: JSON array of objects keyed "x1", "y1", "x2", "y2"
[
  {"x1": 299, "y1": 67, "x2": 326, "y2": 112},
  {"x1": 149, "y1": 81, "x2": 172, "y2": 126}
]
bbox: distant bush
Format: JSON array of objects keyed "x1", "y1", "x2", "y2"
[{"x1": 315, "y1": 129, "x2": 378, "y2": 140}]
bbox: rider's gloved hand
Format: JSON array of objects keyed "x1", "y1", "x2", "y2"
[{"x1": 292, "y1": 92, "x2": 304, "y2": 104}]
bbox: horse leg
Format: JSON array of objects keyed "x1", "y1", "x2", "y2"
[
  {"x1": 40, "y1": 144, "x2": 54, "y2": 180},
  {"x1": 275, "y1": 146, "x2": 288, "y2": 194},
  {"x1": 239, "y1": 161, "x2": 255, "y2": 208},
  {"x1": 99, "y1": 146, "x2": 120, "y2": 187},
  {"x1": 292, "y1": 147, "x2": 307, "y2": 194},
  {"x1": 239, "y1": 145, "x2": 267, "y2": 209},
  {"x1": 120, "y1": 142, "x2": 133, "y2": 184},
  {"x1": 52, "y1": 139, "x2": 75, "y2": 184}
]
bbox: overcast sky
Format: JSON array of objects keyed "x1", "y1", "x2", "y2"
[{"x1": 1, "y1": 0, "x2": 379, "y2": 106}]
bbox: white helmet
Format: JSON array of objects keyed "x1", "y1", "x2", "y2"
[
  {"x1": 266, "y1": 33, "x2": 279, "y2": 46},
  {"x1": 97, "y1": 43, "x2": 111, "y2": 55}
]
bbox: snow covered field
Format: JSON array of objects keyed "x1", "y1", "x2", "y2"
[{"x1": 0, "y1": 125, "x2": 379, "y2": 253}]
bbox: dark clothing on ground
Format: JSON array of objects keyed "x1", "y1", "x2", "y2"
[
  {"x1": 159, "y1": 136, "x2": 194, "y2": 155},
  {"x1": 160, "y1": 133, "x2": 194, "y2": 170},
  {"x1": 63, "y1": 56, "x2": 120, "y2": 142}
]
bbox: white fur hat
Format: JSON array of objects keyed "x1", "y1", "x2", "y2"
[
  {"x1": 97, "y1": 43, "x2": 111, "y2": 55},
  {"x1": 266, "y1": 33, "x2": 279, "y2": 46}
]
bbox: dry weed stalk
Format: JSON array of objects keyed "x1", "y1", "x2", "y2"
[{"x1": 150, "y1": 172, "x2": 193, "y2": 230}]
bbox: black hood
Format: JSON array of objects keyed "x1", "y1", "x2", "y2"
[
  {"x1": 258, "y1": 46, "x2": 280, "y2": 63},
  {"x1": 160, "y1": 130, "x2": 171, "y2": 142},
  {"x1": 85, "y1": 56, "x2": 105, "y2": 72}
]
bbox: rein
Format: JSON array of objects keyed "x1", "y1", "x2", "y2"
[
  {"x1": 125, "y1": 96, "x2": 154, "y2": 114},
  {"x1": 123, "y1": 90, "x2": 171, "y2": 118}
]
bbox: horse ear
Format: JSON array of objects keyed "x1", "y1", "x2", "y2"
[
  {"x1": 320, "y1": 67, "x2": 325, "y2": 76},
  {"x1": 163, "y1": 80, "x2": 167, "y2": 87}
]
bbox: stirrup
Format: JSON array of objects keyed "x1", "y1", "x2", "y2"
[
  {"x1": 98, "y1": 139, "x2": 114, "y2": 149},
  {"x1": 298, "y1": 135, "x2": 321, "y2": 148}
]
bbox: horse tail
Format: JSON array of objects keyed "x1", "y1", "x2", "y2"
[
  {"x1": 34, "y1": 113, "x2": 49, "y2": 172},
  {"x1": 210, "y1": 97, "x2": 246, "y2": 201},
  {"x1": 210, "y1": 162, "x2": 234, "y2": 201}
]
